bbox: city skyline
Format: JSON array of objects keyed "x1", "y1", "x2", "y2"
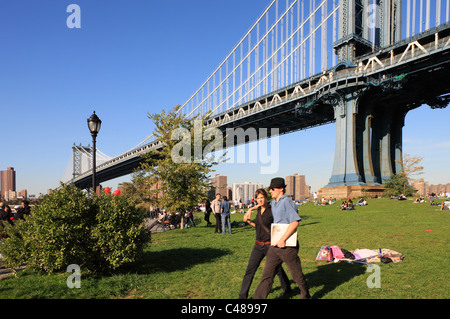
[{"x1": 1, "y1": 1, "x2": 449, "y2": 196}]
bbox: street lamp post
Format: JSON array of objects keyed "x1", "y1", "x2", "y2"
[{"x1": 87, "y1": 111, "x2": 102, "y2": 192}]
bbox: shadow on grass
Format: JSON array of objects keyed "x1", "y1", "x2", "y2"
[
  {"x1": 273, "y1": 262, "x2": 366, "y2": 299},
  {"x1": 300, "y1": 222, "x2": 320, "y2": 227},
  {"x1": 299, "y1": 215, "x2": 320, "y2": 227},
  {"x1": 307, "y1": 262, "x2": 367, "y2": 299},
  {"x1": 122, "y1": 248, "x2": 232, "y2": 275}
]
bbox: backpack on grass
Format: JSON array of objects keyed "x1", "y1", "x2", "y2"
[{"x1": 316, "y1": 245, "x2": 333, "y2": 262}]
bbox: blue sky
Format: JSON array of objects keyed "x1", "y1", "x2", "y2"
[{"x1": 0, "y1": 0, "x2": 449, "y2": 196}]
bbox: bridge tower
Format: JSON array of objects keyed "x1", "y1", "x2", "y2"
[
  {"x1": 321, "y1": 0, "x2": 404, "y2": 198},
  {"x1": 334, "y1": 0, "x2": 402, "y2": 65},
  {"x1": 72, "y1": 144, "x2": 92, "y2": 180}
]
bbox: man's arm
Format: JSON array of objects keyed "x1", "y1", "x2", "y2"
[{"x1": 275, "y1": 221, "x2": 299, "y2": 248}]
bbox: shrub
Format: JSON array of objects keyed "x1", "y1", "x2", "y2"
[
  {"x1": 0, "y1": 184, "x2": 150, "y2": 274},
  {"x1": 382, "y1": 174, "x2": 416, "y2": 198},
  {"x1": 90, "y1": 193, "x2": 150, "y2": 271}
]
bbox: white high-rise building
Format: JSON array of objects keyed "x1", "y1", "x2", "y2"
[{"x1": 232, "y1": 182, "x2": 264, "y2": 203}]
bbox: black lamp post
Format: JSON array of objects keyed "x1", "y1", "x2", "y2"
[{"x1": 87, "y1": 111, "x2": 102, "y2": 192}]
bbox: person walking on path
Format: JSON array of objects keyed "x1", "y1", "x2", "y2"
[
  {"x1": 239, "y1": 188, "x2": 291, "y2": 299},
  {"x1": 253, "y1": 177, "x2": 311, "y2": 299},
  {"x1": 211, "y1": 194, "x2": 222, "y2": 233},
  {"x1": 220, "y1": 196, "x2": 232, "y2": 235}
]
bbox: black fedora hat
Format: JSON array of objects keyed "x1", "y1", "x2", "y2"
[{"x1": 269, "y1": 177, "x2": 286, "y2": 188}]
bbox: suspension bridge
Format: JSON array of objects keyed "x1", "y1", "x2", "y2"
[{"x1": 61, "y1": 0, "x2": 450, "y2": 197}]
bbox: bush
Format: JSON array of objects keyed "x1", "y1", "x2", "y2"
[
  {"x1": 90, "y1": 193, "x2": 150, "y2": 271},
  {"x1": 382, "y1": 174, "x2": 416, "y2": 198},
  {"x1": 0, "y1": 184, "x2": 150, "y2": 274}
]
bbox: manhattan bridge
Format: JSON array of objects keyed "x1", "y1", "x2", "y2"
[{"x1": 61, "y1": 0, "x2": 450, "y2": 197}]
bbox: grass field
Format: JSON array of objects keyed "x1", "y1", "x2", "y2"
[{"x1": 0, "y1": 198, "x2": 449, "y2": 299}]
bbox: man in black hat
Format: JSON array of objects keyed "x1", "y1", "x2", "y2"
[{"x1": 253, "y1": 177, "x2": 311, "y2": 299}]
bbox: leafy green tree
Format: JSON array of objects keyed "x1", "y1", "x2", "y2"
[
  {"x1": 139, "y1": 106, "x2": 223, "y2": 228},
  {"x1": 119, "y1": 170, "x2": 154, "y2": 207}
]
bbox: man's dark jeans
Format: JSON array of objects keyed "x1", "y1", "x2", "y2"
[{"x1": 253, "y1": 244, "x2": 310, "y2": 299}]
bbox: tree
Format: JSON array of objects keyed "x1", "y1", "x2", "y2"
[
  {"x1": 383, "y1": 153, "x2": 425, "y2": 197},
  {"x1": 382, "y1": 173, "x2": 416, "y2": 197},
  {"x1": 119, "y1": 170, "x2": 155, "y2": 207},
  {"x1": 395, "y1": 153, "x2": 424, "y2": 194},
  {"x1": 397, "y1": 153, "x2": 424, "y2": 183},
  {"x1": 139, "y1": 106, "x2": 223, "y2": 228}
]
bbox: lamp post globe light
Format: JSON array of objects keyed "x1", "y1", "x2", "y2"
[{"x1": 87, "y1": 111, "x2": 101, "y2": 192}]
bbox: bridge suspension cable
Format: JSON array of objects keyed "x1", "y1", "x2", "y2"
[
  {"x1": 178, "y1": 0, "x2": 341, "y2": 120},
  {"x1": 60, "y1": 155, "x2": 74, "y2": 184}
]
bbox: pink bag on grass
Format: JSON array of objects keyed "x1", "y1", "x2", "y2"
[{"x1": 330, "y1": 246, "x2": 344, "y2": 259}]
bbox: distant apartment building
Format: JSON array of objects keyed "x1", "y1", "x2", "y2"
[
  {"x1": 210, "y1": 174, "x2": 228, "y2": 198},
  {"x1": 232, "y1": 182, "x2": 264, "y2": 203},
  {"x1": 3, "y1": 190, "x2": 16, "y2": 201},
  {"x1": 226, "y1": 187, "x2": 233, "y2": 201},
  {"x1": 1, "y1": 167, "x2": 16, "y2": 200},
  {"x1": 19, "y1": 189, "x2": 28, "y2": 199},
  {"x1": 286, "y1": 173, "x2": 310, "y2": 201}
]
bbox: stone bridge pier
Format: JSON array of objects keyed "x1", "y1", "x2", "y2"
[{"x1": 319, "y1": 87, "x2": 409, "y2": 199}]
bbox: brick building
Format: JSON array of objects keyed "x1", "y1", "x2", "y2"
[
  {"x1": 1, "y1": 167, "x2": 16, "y2": 200},
  {"x1": 285, "y1": 173, "x2": 310, "y2": 201}
]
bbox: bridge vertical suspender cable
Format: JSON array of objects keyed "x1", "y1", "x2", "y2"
[
  {"x1": 405, "y1": 0, "x2": 450, "y2": 38},
  {"x1": 178, "y1": 0, "x2": 341, "y2": 121}
]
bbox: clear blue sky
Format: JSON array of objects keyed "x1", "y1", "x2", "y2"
[{"x1": 0, "y1": 0, "x2": 449, "y2": 196}]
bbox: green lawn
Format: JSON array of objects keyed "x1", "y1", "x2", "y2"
[{"x1": 0, "y1": 198, "x2": 449, "y2": 299}]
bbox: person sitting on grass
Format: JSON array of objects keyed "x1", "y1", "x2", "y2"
[
  {"x1": 356, "y1": 198, "x2": 366, "y2": 206},
  {"x1": 346, "y1": 199, "x2": 354, "y2": 210}
]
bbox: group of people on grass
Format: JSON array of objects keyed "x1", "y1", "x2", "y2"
[{"x1": 208, "y1": 194, "x2": 233, "y2": 235}]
